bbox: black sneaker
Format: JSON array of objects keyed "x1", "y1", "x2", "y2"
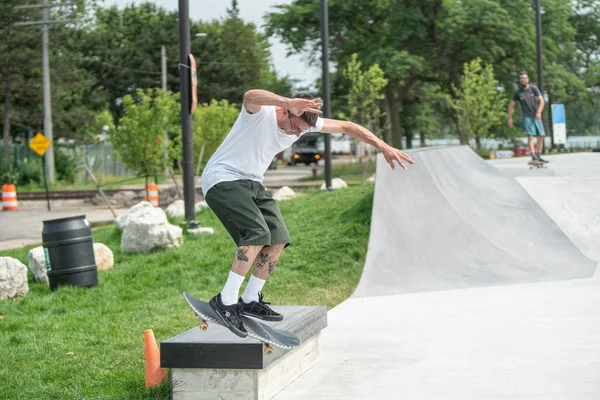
[
  {"x1": 538, "y1": 157, "x2": 549, "y2": 163},
  {"x1": 209, "y1": 293, "x2": 248, "y2": 338},
  {"x1": 238, "y1": 291, "x2": 283, "y2": 322}
]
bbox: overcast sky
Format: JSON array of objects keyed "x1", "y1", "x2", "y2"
[{"x1": 106, "y1": 0, "x2": 321, "y2": 89}]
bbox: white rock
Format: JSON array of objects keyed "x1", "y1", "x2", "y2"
[
  {"x1": 121, "y1": 219, "x2": 183, "y2": 253},
  {"x1": 320, "y1": 178, "x2": 349, "y2": 190},
  {"x1": 28, "y1": 246, "x2": 49, "y2": 285},
  {"x1": 115, "y1": 201, "x2": 167, "y2": 229},
  {"x1": 188, "y1": 227, "x2": 215, "y2": 236},
  {"x1": 195, "y1": 201, "x2": 209, "y2": 212},
  {"x1": 111, "y1": 191, "x2": 138, "y2": 207},
  {"x1": 166, "y1": 199, "x2": 186, "y2": 218},
  {"x1": 0, "y1": 257, "x2": 29, "y2": 300},
  {"x1": 94, "y1": 243, "x2": 114, "y2": 271},
  {"x1": 272, "y1": 186, "x2": 297, "y2": 201}
]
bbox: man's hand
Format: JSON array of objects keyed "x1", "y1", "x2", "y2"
[
  {"x1": 381, "y1": 144, "x2": 415, "y2": 171},
  {"x1": 287, "y1": 98, "x2": 323, "y2": 116},
  {"x1": 508, "y1": 118, "x2": 513, "y2": 128},
  {"x1": 535, "y1": 112, "x2": 542, "y2": 120}
]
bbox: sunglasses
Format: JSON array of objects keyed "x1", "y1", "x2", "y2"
[{"x1": 288, "y1": 114, "x2": 301, "y2": 133}]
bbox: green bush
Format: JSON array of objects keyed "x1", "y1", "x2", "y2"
[
  {"x1": 55, "y1": 148, "x2": 79, "y2": 183},
  {"x1": 0, "y1": 167, "x2": 20, "y2": 185},
  {"x1": 20, "y1": 158, "x2": 43, "y2": 185}
]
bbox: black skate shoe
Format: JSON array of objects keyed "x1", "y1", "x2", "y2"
[
  {"x1": 209, "y1": 293, "x2": 247, "y2": 338},
  {"x1": 238, "y1": 291, "x2": 283, "y2": 322}
]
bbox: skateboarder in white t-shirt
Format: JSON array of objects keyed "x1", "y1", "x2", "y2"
[{"x1": 202, "y1": 89, "x2": 414, "y2": 338}]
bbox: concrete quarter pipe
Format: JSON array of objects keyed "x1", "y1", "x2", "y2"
[{"x1": 354, "y1": 146, "x2": 596, "y2": 297}]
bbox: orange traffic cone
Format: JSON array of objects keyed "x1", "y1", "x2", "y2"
[{"x1": 144, "y1": 329, "x2": 168, "y2": 388}]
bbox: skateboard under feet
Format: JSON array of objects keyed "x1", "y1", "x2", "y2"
[
  {"x1": 528, "y1": 160, "x2": 548, "y2": 169},
  {"x1": 183, "y1": 292, "x2": 301, "y2": 355}
]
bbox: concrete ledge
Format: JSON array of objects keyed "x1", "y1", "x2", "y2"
[
  {"x1": 161, "y1": 305, "x2": 327, "y2": 400},
  {"x1": 161, "y1": 306, "x2": 327, "y2": 370},
  {"x1": 171, "y1": 333, "x2": 321, "y2": 400}
]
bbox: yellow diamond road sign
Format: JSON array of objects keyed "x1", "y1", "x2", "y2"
[{"x1": 29, "y1": 132, "x2": 52, "y2": 157}]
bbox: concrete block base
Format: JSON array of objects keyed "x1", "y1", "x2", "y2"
[
  {"x1": 161, "y1": 305, "x2": 327, "y2": 400},
  {"x1": 171, "y1": 333, "x2": 320, "y2": 400}
]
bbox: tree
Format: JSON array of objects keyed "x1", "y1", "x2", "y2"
[
  {"x1": 191, "y1": 0, "x2": 293, "y2": 104},
  {"x1": 264, "y1": 0, "x2": 589, "y2": 147},
  {"x1": 340, "y1": 54, "x2": 387, "y2": 180},
  {"x1": 0, "y1": 0, "x2": 97, "y2": 160},
  {"x1": 452, "y1": 59, "x2": 506, "y2": 150},
  {"x1": 342, "y1": 54, "x2": 387, "y2": 132},
  {"x1": 191, "y1": 100, "x2": 239, "y2": 173},
  {"x1": 108, "y1": 89, "x2": 179, "y2": 189}
]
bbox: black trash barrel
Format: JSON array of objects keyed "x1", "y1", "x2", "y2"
[{"x1": 42, "y1": 215, "x2": 98, "y2": 291}]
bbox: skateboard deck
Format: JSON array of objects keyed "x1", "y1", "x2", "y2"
[
  {"x1": 528, "y1": 160, "x2": 548, "y2": 169},
  {"x1": 183, "y1": 292, "x2": 301, "y2": 355}
]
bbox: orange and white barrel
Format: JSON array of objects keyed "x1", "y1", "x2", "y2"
[
  {"x1": 2, "y1": 184, "x2": 18, "y2": 211},
  {"x1": 144, "y1": 182, "x2": 159, "y2": 207}
]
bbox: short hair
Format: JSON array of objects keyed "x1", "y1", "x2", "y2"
[
  {"x1": 293, "y1": 92, "x2": 319, "y2": 127},
  {"x1": 519, "y1": 70, "x2": 529, "y2": 77}
]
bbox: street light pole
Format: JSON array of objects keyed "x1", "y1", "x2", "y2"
[
  {"x1": 178, "y1": 0, "x2": 196, "y2": 223},
  {"x1": 534, "y1": 0, "x2": 544, "y2": 94},
  {"x1": 320, "y1": 0, "x2": 332, "y2": 190},
  {"x1": 534, "y1": 0, "x2": 551, "y2": 150}
]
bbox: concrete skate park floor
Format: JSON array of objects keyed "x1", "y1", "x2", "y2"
[{"x1": 272, "y1": 148, "x2": 600, "y2": 400}]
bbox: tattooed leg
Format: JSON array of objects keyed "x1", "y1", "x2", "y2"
[
  {"x1": 251, "y1": 244, "x2": 285, "y2": 280},
  {"x1": 230, "y1": 245, "x2": 263, "y2": 276}
]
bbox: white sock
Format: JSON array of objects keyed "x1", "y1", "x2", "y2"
[
  {"x1": 220, "y1": 271, "x2": 245, "y2": 305},
  {"x1": 241, "y1": 275, "x2": 266, "y2": 303}
]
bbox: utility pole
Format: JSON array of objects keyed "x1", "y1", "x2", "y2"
[
  {"x1": 161, "y1": 45, "x2": 169, "y2": 176},
  {"x1": 41, "y1": 0, "x2": 54, "y2": 183},
  {"x1": 14, "y1": 1, "x2": 74, "y2": 184},
  {"x1": 2, "y1": 42, "x2": 12, "y2": 163},
  {"x1": 320, "y1": 0, "x2": 333, "y2": 190}
]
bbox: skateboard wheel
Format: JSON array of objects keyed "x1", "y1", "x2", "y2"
[
  {"x1": 264, "y1": 345, "x2": 274, "y2": 356},
  {"x1": 199, "y1": 320, "x2": 209, "y2": 331}
]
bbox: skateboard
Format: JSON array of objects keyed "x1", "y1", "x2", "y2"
[
  {"x1": 183, "y1": 292, "x2": 301, "y2": 355},
  {"x1": 528, "y1": 160, "x2": 548, "y2": 169}
]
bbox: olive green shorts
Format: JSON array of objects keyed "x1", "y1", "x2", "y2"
[{"x1": 204, "y1": 180, "x2": 290, "y2": 248}]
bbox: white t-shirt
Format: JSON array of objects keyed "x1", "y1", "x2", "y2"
[{"x1": 201, "y1": 105, "x2": 324, "y2": 195}]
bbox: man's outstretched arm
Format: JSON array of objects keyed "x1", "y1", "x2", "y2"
[
  {"x1": 320, "y1": 119, "x2": 415, "y2": 171},
  {"x1": 243, "y1": 90, "x2": 322, "y2": 115}
]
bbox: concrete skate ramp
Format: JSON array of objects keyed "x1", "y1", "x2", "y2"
[{"x1": 354, "y1": 146, "x2": 596, "y2": 297}]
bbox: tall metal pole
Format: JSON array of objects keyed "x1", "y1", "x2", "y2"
[
  {"x1": 534, "y1": 0, "x2": 544, "y2": 94},
  {"x1": 178, "y1": 0, "x2": 196, "y2": 222},
  {"x1": 161, "y1": 45, "x2": 167, "y2": 92},
  {"x1": 320, "y1": 0, "x2": 332, "y2": 190},
  {"x1": 534, "y1": 0, "x2": 548, "y2": 151},
  {"x1": 161, "y1": 45, "x2": 169, "y2": 176},
  {"x1": 42, "y1": 0, "x2": 55, "y2": 183}
]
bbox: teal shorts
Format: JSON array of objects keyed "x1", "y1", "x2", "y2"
[
  {"x1": 204, "y1": 180, "x2": 290, "y2": 248},
  {"x1": 523, "y1": 117, "x2": 545, "y2": 137}
]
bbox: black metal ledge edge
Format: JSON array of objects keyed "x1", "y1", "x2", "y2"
[{"x1": 160, "y1": 306, "x2": 327, "y2": 370}]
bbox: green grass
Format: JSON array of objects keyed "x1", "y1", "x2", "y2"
[
  {"x1": 301, "y1": 160, "x2": 377, "y2": 185},
  {"x1": 16, "y1": 174, "x2": 171, "y2": 192},
  {"x1": 0, "y1": 184, "x2": 374, "y2": 399}
]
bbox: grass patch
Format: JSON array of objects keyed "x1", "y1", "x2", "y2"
[
  {"x1": 0, "y1": 184, "x2": 374, "y2": 399},
  {"x1": 17, "y1": 174, "x2": 172, "y2": 192},
  {"x1": 301, "y1": 160, "x2": 376, "y2": 185}
]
